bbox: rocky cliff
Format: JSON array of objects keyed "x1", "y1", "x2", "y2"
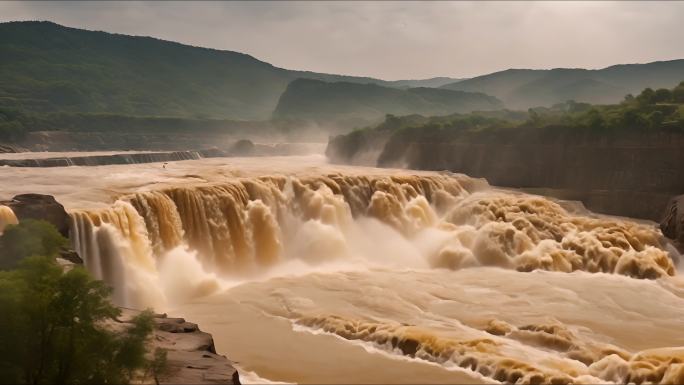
[
  {"x1": 661, "y1": 195, "x2": 684, "y2": 252},
  {"x1": 327, "y1": 130, "x2": 684, "y2": 222},
  {"x1": 0, "y1": 194, "x2": 71, "y2": 236},
  {"x1": 110, "y1": 309, "x2": 241, "y2": 385}
]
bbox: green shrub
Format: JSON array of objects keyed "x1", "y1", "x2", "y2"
[
  {"x1": 0, "y1": 220, "x2": 68, "y2": 269},
  {"x1": 0, "y1": 221, "x2": 166, "y2": 384},
  {"x1": 0, "y1": 256, "x2": 159, "y2": 384}
]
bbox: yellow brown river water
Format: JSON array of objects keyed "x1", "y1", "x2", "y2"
[{"x1": 2, "y1": 154, "x2": 684, "y2": 384}]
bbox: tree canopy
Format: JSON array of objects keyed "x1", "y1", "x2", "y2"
[
  {"x1": 0, "y1": 219, "x2": 67, "y2": 269},
  {"x1": 0, "y1": 221, "x2": 164, "y2": 384}
]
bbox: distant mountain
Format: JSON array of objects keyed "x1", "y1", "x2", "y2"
[
  {"x1": 384, "y1": 77, "x2": 464, "y2": 89},
  {"x1": 272, "y1": 78, "x2": 502, "y2": 128},
  {"x1": 5, "y1": 21, "x2": 679, "y2": 122},
  {"x1": 0, "y1": 21, "x2": 455, "y2": 120},
  {"x1": 440, "y1": 60, "x2": 684, "y2": 109}
]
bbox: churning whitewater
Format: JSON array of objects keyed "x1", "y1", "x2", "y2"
[{"x1": 2, "y1": 155, "x2": 684, "y2": 384}]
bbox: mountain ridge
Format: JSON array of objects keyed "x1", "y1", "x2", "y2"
[
  {"x1": 3, "y1": 21, "x2": 683, "y2": 120},
  {"x1": 440, "y1": 59, "x2": 684, "y2": 108},
  {"x1": 0, "y1": 21, "x2": 461, "y2": 120},
  {"x1": 272, "y1": 78, "x2": 502, "y2": 128}
]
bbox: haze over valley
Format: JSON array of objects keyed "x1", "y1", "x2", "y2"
[{"x1": 2, "y1": 2, "x2": 684, "y2": 385}]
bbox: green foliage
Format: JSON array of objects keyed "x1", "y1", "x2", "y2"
[
  {"x1": 0, "y1": 221, "x2": 166, "y2": 384},
  {"x1": 145, "y1": 348, "x2": 170, "y2": 385},
  {"x1": 0, "y1": 21, "x2": 451, "y2": 121},
  {"x1": 272, "y1": 78, "x2": 503, "y2": 129},
  {"x1": 0, "y1": 256, "x2": 159, "y2": 384},
  {"x1": 653, "y1": 88, "x2": 672, "y2": 103},
  {"x1": 0, "y1": 21, "x2": 289, "y2": 120},
  {"x1": 516, "y1": 82, "x2": 684, "y2": 133},
  {"x1": 0, "y1": 220, "x2": 67, "y2": 269},
  {"x1": 636, "y1": 87, "x2": 655, "y2": 105},
  {"x1": 0, "y1": 108, "x2": 33, "y2": 142},
  {"x1": 341, "y1": 81, "x2": 684, "y2": 165},
  {"x1": 673, "y1": 82, "x2": 684, "y2": 103},
  {"x1": 0, "y1": 109, "x2": 291, "y2": 143}
]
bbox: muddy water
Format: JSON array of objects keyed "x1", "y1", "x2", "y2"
[
  {"x1": 1, "y1": 154, "x2": 683, "y2": 384},
  {"x1": 178, "y1": 267, "x2": 684, "y2": 384}
]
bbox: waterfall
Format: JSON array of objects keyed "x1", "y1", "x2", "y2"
[
  {"x1": 67, "y1": 173, "x2": 676, "y2": 309},
  {"x1": 69, "y1": 201, "x2": 164, "y2": 307}
]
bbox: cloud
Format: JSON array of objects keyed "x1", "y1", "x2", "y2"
[{"x1": 1, "y1": 1, "x2": 683, "y2": 79}]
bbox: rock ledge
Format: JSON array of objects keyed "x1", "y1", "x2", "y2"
[{"x1": 111, "y1": 308, "x2": 241, "y2": 385}]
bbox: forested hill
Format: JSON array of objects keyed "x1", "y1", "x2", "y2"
[
  {"x1": 326, "y1": 82, "x2": 684, "y2": 220},
  {"x1": 440, "y1": 60, "x2": 684, "y2": 109},
  {"x1": 0, "y1": 21, "x2": 458, "y2": 120},
  {"x1": 272, "y1": 79, "x2": 502, "y2": 128},
  {"x1": 5, "y1": 21, "x2": 680, "y2": 123}
]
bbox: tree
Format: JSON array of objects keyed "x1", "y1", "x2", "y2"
[
  {"x1": 527, "y1": 108, "x2": 541, "y2": 125},
  {"x1": 0, "y1": 220, "x2": 67, "y2": 269},
  {"x1": 0, "y1": 121, "x2": 27, "y2": 142},
  {"x1": 653, "y1": 88, "x2": 673, "y2": 103},
  {"x1": 0, "y1": 256, "x2": 159, "y2": 384},
  {"x1": 648, "y1": 110, "x2": 665, "y2": 128},
  {"x1": 636, "y1": 87, "x2": 655, "y2": 105},
  {"x1": 585, "y1": 109, "x2": 606, "y2": 130},
  {"x1": 0, "y1": 221, "x2": 164, "y2": 384},
  {"x1": 145, "y1": 348, "x2": 170, "y2": 385},
  {"x1": 620, "y1": 108, "x2": 644, "y2": 128},
  {"x1": 673, "y1": 83, "x2": 684, "y2": 103}
]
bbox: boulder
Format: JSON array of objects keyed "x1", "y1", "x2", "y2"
[
  {"x1": 230, "y1": 139, "x2": 255, "y2": 156},
  {"x1": 0, "y1": 194, "x2": 70, "y2": 236},
  {"x1": 661, "y1": 195, "x2": 684, "y2": 251},
  {"x1": 58, "y1": 248, "x2": 84, "y2": 265}
]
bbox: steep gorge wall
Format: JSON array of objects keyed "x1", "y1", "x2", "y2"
[{"x1": 329, "y1": 132, "x2": 684, "y2": 222}]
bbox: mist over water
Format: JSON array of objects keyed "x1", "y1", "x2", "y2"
[
  {"x1": 1, "y1": 7, "x2": 683, "y2": 384},
  {"x1": 68, "y1": 171, "x2": 677, "y2": 307},
  {"x1": 2, "y1": 156, "x2": 684, "y2": 384}
]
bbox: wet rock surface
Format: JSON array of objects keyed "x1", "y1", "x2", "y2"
[
  {"x1": 111, "y1": 309, "x2": 241, "y2": 385},
  {"x1": 327, "y1": 131, "x2": 684, "y2": 222},
  {"x1": 0, "y1": 194, "x2": 70, "y2": 236},
  {"x1": 0, "y1": 151, "x2": 204, "y2": 167},
  {"x1": 0, "y1": 143, "x2": 24, "y2": 153},
  {"x1": 661, "y1": 195, "x2": 684, "y2": 252},
  {"x1": 0, "y1": 142, "x2": 324, "y2": 168},
  {"x1": 58, "y1": 248, "x2": 84, "y2": 265}
]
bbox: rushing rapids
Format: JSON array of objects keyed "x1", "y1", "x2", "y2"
[
  {"x1": 2, "y1": 155, "x2": 683, "y2": 384},
  {"x1": 201, "y1": 267, "x2": 684, "y2": 385},
  {"x1": 68, "y1": 173, "x2": 676, "y2": 305}
]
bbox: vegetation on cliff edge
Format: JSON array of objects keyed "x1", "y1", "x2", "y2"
[
  {"x1": 0, "y1": 221, "x2": 166, "y2": 384},
  {"x1": 350, "y1": 81, "x2": 684, "y2": 140}
]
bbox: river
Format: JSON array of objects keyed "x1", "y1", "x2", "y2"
[{"x1": 1, "y1": 154, "x2": 683, "y2": 384}]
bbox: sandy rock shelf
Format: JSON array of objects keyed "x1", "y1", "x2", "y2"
[{"x1": 112, "y1": 309, "x2": 241, "y2": 385}]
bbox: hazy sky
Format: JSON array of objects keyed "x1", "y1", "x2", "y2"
[{"x1": 2, "y1": 1, "x2": 683, "y2": 80}]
